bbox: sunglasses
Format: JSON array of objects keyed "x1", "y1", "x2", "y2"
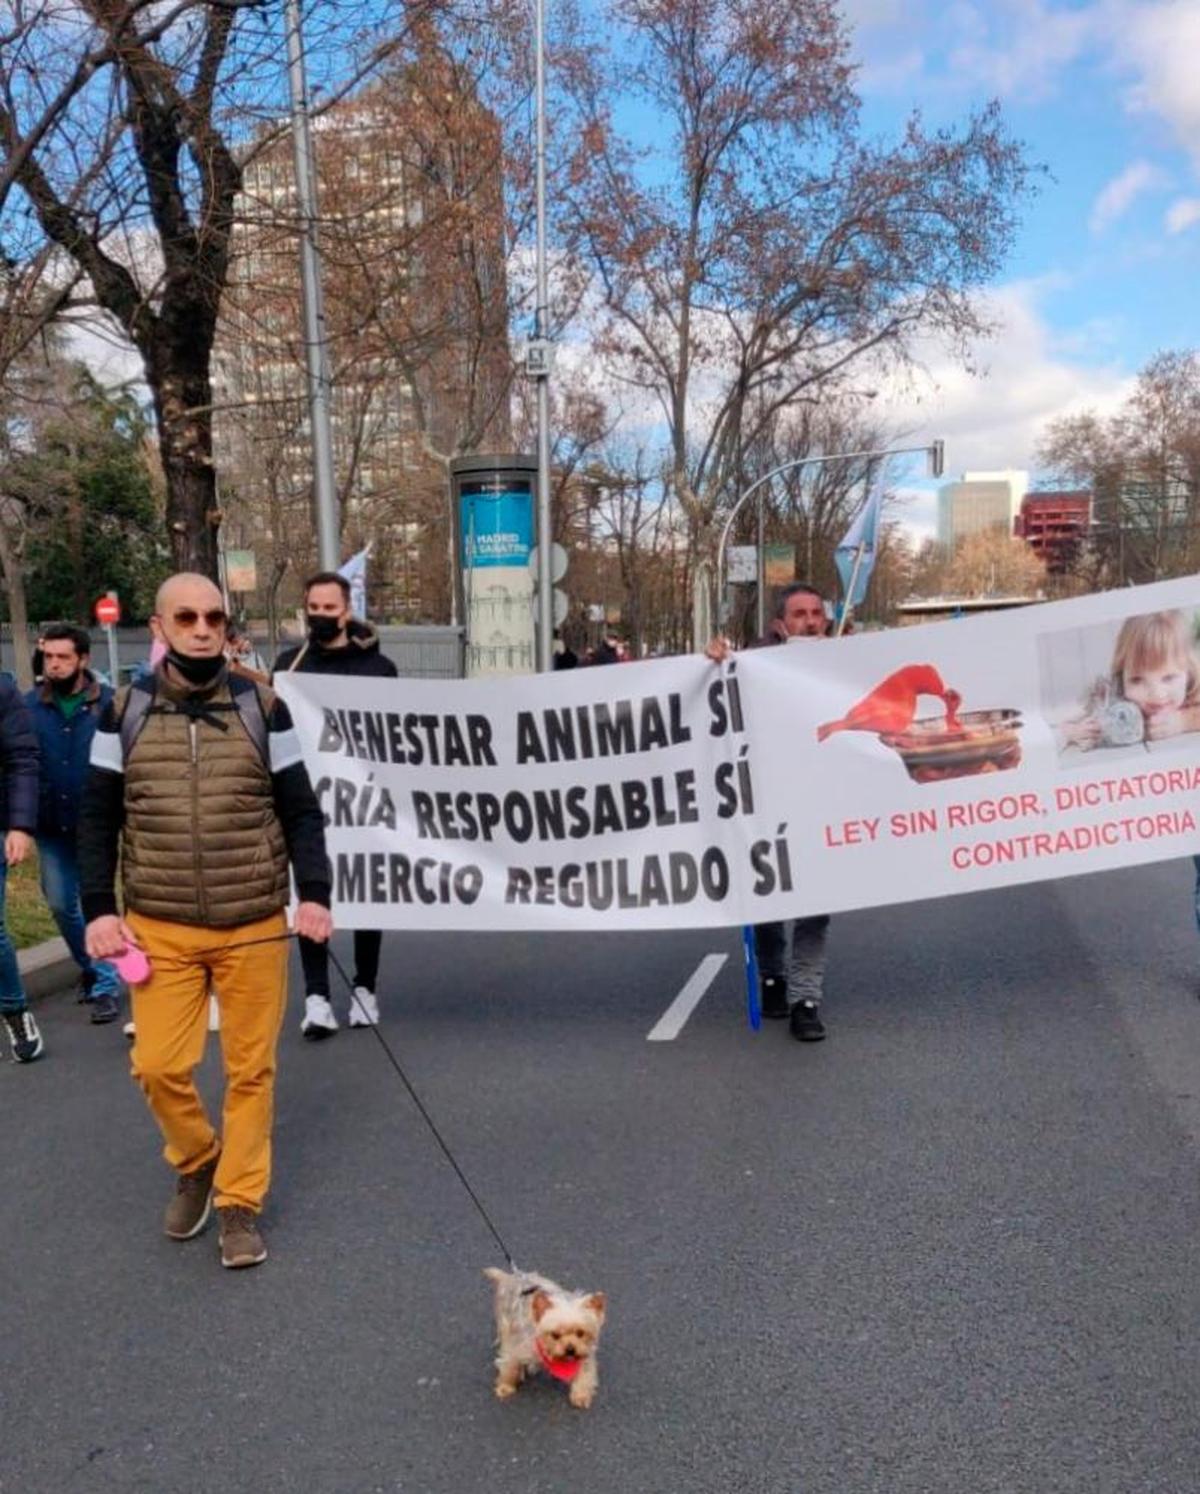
[{"x1": 171, "y1": 608, "x2": 228, "y2": 629}]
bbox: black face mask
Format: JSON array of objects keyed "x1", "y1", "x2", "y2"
[
  {"x1": 49, "y1": 671, "x2": 83, "y2": 696},
  {"x1": 166, "y1": 649, "x2": 225, "y2": 685},
  {"x1": 307, "y1": 614, "x2": 343, "y2": 646}
]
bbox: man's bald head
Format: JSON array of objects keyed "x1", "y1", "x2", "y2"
[
  {"x1": 155, "y1": 572, "x2": 223, "y2": 616},
  {"x1": 151, "y1": 571, "x2": 228, "y2": 665}
]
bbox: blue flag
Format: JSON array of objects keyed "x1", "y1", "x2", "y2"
[{"x1": 834, "y1": 480, "x2": 885, "y2": 610}]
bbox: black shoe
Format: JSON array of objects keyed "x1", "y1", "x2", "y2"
[
  {"x1": 760, "y1": 976, "x2": 790, "y2": 1019},
  {"x1": 3, "y1": 1007, "x2": 45, "y2": 1062},
  {"x1": 790, "y1": 1000, "x2": 826, "y2": 1042},
  {"x1": 89, "y1": 993, "x2": 120, "y2": 1025}
]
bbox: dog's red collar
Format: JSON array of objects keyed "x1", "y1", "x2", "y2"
[{"x1": 535, "y1": 1338, "x2": 582, "y2": 1382}]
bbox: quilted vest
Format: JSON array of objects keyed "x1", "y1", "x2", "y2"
[{"x1": 119, "y1": 671, "x2": 290, "y2": 927}]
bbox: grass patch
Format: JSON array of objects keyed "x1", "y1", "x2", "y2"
[{"x1": 6, "y1": 852, "x2": 60, "y2": 951}]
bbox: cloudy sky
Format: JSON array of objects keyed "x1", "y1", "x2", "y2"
[
  {"x1": 63, "y1": 0, "x2": 1197, "y2": 543},
  {"x1": 845, "y1": 0, "x2": 1199, "y2": 534}
]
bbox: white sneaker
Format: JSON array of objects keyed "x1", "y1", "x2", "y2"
[
  {"x1": 300, "y1": 993, "x2": 338, "y2": 1040},
  {"x1": 123, "y1": 1020, "x2": 136, "y2": 1041},
  {"x1": 348, "y1": 987, "x2": 379, "y2": 1027}
]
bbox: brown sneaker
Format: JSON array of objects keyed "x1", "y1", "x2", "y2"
[
  {"x1": 217, "y1": 1205, "x2": 268, "y2": 1269},
  {"x1": 163, "y1": 1155, "x2": 219, "y2": 1240}
]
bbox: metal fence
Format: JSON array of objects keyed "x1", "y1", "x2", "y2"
[{"x1": 1, "y1": 623, "x2": 465, "y2": 682}]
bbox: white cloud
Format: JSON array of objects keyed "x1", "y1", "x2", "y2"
[
  {"x1": 1118, "y1": 0, "x2": 1200, "y2": 165},
  {"x1": 1164, "y1": 197, "x2": 1200, "y2": 235},
  {"x1": 941, "y1": 0, "x2": 1097, "y2": 100},
  {"x1": 872, "y1": 279, "x2": 1133, "y2": 541},
  {"x1": 1088, "y1": 160, "x2": 1169, "y2": 234}
]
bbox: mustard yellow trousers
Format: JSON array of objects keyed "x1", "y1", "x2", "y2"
[{"x1": 127, "y1": 910, "x2": 289, "y2": 1213}]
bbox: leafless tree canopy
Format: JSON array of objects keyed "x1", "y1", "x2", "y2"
[
  {"x1": 1039, "y1": 350, "x2": 1200, "y2": 588},
  {"x1": 561, "y1": 0, "x2": 1034, "y2": 559}
]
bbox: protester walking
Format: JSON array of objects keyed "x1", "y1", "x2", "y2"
[
  {"x1": 79, "y1": 573, "x2": 332, "y2": 1268},
  {"x1": 707, "y1": 582, "x2": 833, "y2": 1042},
  {"x1": 0, "y1": 676, "x2": 44, "y2": 1063},
  {"x1": 26, "y1": 623, "x2": 122, "y2": 1024},
  {"x1": 273, "y1": 570, "x2": 397, "y2": 1040}
]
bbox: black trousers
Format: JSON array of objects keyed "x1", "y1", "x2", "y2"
[{"x1": 298, "y1": 930, "x2": 383, "y2": 998}]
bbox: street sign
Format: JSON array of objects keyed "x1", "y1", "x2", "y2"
[
  {"x1": 528, "y1": 542, "x2": 568, "y2": 584},
  {"x1": 225, "y1": 549, "x2": 257, "y2": 592},
  {"x1": 727, "y1": 545, "x2": 756, "y2": 583},
  {"x1": 94, "y1": 596, "x2": 120, "y2": 626}
]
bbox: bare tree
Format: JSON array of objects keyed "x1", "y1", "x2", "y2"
[
  {"x1": 564, "y1": 0, "x2": 1035, "y2": 574},
  {"x1": 1040, "y1": 350, "x2": 1200, "y2": 587},
  {"x1": 911, "y1": 528, "x2": 1046, "y2": 600},
  {"x1": 0, "y1": 0, "x2": 462, "y2": 580}
]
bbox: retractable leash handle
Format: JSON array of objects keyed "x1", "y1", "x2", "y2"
[{"x1": 111, "y1": 943, "x2": 152, "y2": 986}]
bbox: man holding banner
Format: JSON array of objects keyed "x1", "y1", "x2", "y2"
[
  {"x1": 708, "y1": 582, "x2": 833, "y2": 1041},
  {"x1": 274, "y1": 570, "x2": 397, "y2": 1039}
]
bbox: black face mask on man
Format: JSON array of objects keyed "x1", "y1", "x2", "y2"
[
  {"x1": 307, "y1": 614, "x2": 343, "y2": 646},
  {"x1": 166, "y1": 649, "x2": 225, "y2": 685}
]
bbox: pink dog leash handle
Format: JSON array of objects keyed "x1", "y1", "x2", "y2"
[{"x1": 110, "y1": 943, "x2": 152, "y2": 986}]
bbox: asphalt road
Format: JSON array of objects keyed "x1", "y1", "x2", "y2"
[{"x1": 5, "y1": 860, "x2": 1200, "y2": 1494}]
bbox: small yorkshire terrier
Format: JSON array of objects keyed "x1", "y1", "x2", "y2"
[{"x1": 483, "y1": 1266, "x2": 607, "y2": 1410}]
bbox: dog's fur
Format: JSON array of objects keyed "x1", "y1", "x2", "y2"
[{"x1": 483, "y1": 1267, "x2": 607, "y2": 1409}]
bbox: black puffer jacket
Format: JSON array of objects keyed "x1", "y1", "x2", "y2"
[
  {"x1": 0, "y1": 678, "x2": 38, "y2": 833},
  {"x1": 273, "y1": 619, "x2": 398, "y2": 679}
]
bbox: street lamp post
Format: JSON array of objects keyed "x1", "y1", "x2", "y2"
[
  {"x1": 529, "y1": 0, "x2": 554, "y2": 672},
  {"x1": 716, "y1": 440, "x2": 945, "y2": 634},
  {"x1": 284, "y1": 0, "x2": 340, "y2": 571}
]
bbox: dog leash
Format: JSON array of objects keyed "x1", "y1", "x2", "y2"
[{"x1": 149, "y1": 928, "x2": 519, "y2": 1270}]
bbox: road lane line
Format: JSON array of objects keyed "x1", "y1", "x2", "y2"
[{"x1": 647, "y1": 953, "x2": 728, "y2": 1041}]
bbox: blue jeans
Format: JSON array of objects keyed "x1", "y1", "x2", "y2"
[
  {"x1": 37, "y1": 836, "x2": 119, "y2": 999},
  {"x1": 0, "y1": 860, "x2": 28, "y2": 1013}
]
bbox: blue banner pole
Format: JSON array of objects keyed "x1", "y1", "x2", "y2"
[{"x1": 742, "y1": 925, "x2": 761, "y2": 1031}]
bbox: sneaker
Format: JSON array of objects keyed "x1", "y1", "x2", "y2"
[
  {"x1": 300, "y1": 993, "x2": 338, "y2": 1040},
  {"x1": 88, "y1": 993, "x2": 120, "y2": 1025},
  {"x1": 217, "y1": 1205, "x2": 267, "y2": 1269},
  {"x1": 760, "y1": 976, "x2": 790, "y2": 1020},
  {"x1": 348, "y1": 986, "x2": 379, "y2": 1027},
  {"x1": 3, "y1": 1007, "x2": 45, "y2": 1063},
  {"x1": 164, "y1": 1155, "x2": 219, "y2": 1240},
  {"x1": 122, "y1": 1020, "x2": 136, "y2": 1041},
  {"x1": 789, "y1": 1000, "x2": 826, "y2": 1042}
]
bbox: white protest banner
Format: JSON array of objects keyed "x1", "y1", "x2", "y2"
[{"x1": 276, "y1": 576, "x2": 1200, "y2": 931}]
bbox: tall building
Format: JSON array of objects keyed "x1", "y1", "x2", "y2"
[
  {"x1": 1015, "y1": 490, "x2": 1091, "y2": 574},
  {"x1": 936, "y1": 469, "x2": 1029, "y2": 550},
  {"x1": 213, "y1": 60, "x2": 512, "y2": 627}
]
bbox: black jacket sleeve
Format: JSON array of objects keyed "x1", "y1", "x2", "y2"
[
  {"x1": 77, "y1": 697, "x2": 125, "y2": 921},
  {"x1": 0, "y1": 680, "x2": 39, "y2": 833},
  {"x1": 267, "y1": 697, "x2": 332, "y2": 906}
]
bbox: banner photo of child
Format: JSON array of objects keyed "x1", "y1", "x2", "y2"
[{"x1": 1038, "y1": 608, "x2": 1200, "y2": 767}]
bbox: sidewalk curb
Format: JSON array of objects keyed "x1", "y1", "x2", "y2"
[{"x1": 17, "y1": 938, "x2": 78, "y2": 1002}]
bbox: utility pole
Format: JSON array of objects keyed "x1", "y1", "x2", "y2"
[
  {"x1": 284, "y1": 0, "x2": 340, "y2": 571},
  {"x1": 529, "y1": 0, "x2": 555, "y2": 672}
]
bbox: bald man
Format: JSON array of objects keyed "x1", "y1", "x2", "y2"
[{"x1": 78, "y1": 573, "x2": 333, "y2": 1269}]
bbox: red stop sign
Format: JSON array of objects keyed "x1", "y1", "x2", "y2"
[{"x1": 94, "y1": 596, "x2": 120, "y2": 626}]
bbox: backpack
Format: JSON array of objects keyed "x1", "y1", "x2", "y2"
[{"x1": 116, "y1": 673, "x2": 271, "y2": 767}]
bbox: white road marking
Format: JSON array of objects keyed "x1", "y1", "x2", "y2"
[{"x1": 647, "y1": 953, "x2": 729, "y2": 1041}]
